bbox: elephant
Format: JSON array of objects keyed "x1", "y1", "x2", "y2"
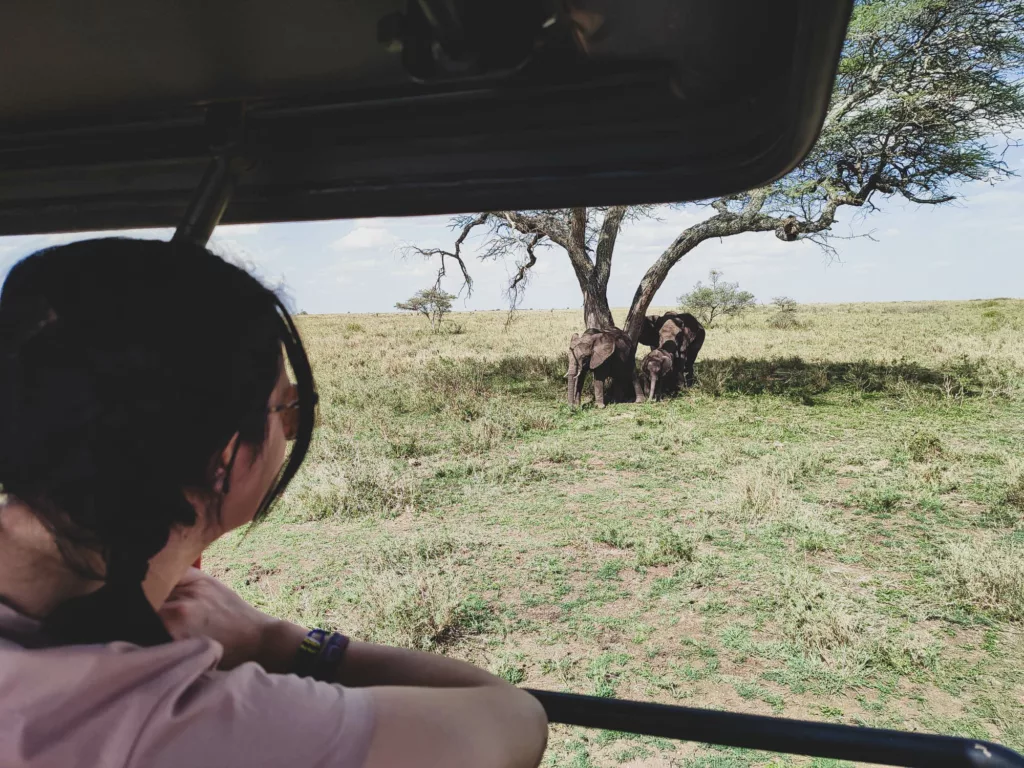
[
  {"x1": 640, "y1": 348, "x2": 675, "y2": 401},
  {"x1": 639, "y1": 312, "x2": 705, "y2": 388},
  {"x1": 567, "y1": 329, "x2": 646, "y2": 408}
]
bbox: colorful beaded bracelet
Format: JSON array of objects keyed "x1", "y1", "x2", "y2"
[{"x1": 293, "y1": 628, "x2": 350, "y2": 681}]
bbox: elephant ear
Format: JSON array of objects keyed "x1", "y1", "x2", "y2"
[
  {"x1": 591, "y1": 334, "x2": 616, "y2": 368},
  {"x1": 571, "y1": 332, "x2": 580, "y2": 343}
]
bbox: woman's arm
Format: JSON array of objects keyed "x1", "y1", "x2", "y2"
[
  {"x1": 259, "y1": 619, "x2": 508, "y2": 687},
  {"x1": 161, "y1": 569, "x2": 548, "y2": 768}
]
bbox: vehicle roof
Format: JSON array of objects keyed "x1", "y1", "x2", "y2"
[{"x1": 0, "y1": 0, "x2": 852, "y2": 235}]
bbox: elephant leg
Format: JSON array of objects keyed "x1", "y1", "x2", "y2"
[
  {"x1": 683, "y1": 356, "x2": 695, "y2": 387},
  {"x1": 632, "y1": 368, "x2": 646, "y2": 403},
  {"x1": 684, "y1": 332, "x2": 704, "y2": 387},
  {"x1": 593, "y1": 377, "x2": 606, "y2": 408}
]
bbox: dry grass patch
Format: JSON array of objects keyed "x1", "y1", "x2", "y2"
[
  {"x1": 346, "y1": 531, "x2": 488, "y2": 650},
  {"x1": 286, "y1": 453, "x2": 422, "y2": 521},
  {"x1": 942, "y1": 537, "x2": 1024, "y2": 621}
]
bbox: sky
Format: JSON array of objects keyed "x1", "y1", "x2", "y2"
[{"x1": 0, "y1": 145, "x2": 1021, "y2": 315}]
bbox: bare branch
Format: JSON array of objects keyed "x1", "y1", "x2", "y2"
[
  {"x1": 504, "y1": 234, "x2": 542, "y2": 328},
  {"x1": 402, "y1": 213, "x2": 489, "y2": 297}
]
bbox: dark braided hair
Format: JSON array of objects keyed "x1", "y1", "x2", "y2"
[{"x1": 0, "y1": 238, "x2": 316, "y2": 647}]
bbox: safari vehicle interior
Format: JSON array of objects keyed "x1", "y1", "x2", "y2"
[{"x1": 1, "y1": 1, "x2": 1021, "y2": 766}]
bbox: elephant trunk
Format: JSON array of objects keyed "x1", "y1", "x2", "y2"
[
  {"x1": 567, "y1": 372, "x2": 578, "y2": 406},
  {"x1": 649, "y1": 373, "x2": 657, "y2": 402}
]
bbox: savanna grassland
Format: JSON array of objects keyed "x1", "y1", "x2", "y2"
[{"x1": 207, "y1": 298, "x2": 1024, "y2": 767}]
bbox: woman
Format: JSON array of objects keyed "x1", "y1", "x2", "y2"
[{"x1": 0, "y1": 239, "x2": 547, "y2": 768}]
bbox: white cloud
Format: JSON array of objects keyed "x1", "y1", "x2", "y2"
[{"x1": 333, "y1": 226, "x2": 397, "y2": 250}]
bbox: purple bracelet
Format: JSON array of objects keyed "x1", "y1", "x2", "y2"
[
  {"x1": 294, "y1": 629, "x2": 350, "y2": 680},
  {"x1": 294, "y1": 628, "x2": 328, "y2": 678},
  {"x1": 313, "y1": 632, "x2": 351, "y2": 681}
]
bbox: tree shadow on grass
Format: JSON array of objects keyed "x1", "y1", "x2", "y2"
[
  {"x1": 695, "y1": 355, "x2": 990, "y2": 400},
  {"x1": 416, "y1": 353, "x2": 1009, "y2": 408}
]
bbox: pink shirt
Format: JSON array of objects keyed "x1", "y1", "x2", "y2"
[{"x1": 0, "y1": 603, "x2": 375, "y2": 768}]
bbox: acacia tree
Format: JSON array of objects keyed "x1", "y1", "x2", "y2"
[
  {"x1": 396, "y1": 288, "x2": 456, "y2": 332},
  {"x1": 408, "y1": 0, "x2": 1024, "y2": 341},
  {"x1": 679, "y1": 270, "x2": 757, "y2": 327}
]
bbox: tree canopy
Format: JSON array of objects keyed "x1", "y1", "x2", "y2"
[
  {"x1": 678, "y1": 271, "x2": 757, "y2": 327},
  {"x1": 396, "y1": 288, "x2": 456, "y2": 333},
  {"x1": 408, "y1": 0, "x2": 1024, "y2": 340}
]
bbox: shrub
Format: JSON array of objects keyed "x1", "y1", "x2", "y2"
[
  {"x1": 678, "y1": 270, "x2": 756, "y2": 327},
  {"x1": 396, "y1": 288, "x2": 456, "y2": 333}
]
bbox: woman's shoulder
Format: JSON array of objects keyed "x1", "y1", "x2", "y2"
[{"x1": 0, "y1": 636, "x2": 375, "y2": 768}]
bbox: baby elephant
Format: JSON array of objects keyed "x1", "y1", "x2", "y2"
[{"x1": 641, "y1": 348, "x2": 676, "y2": 401}]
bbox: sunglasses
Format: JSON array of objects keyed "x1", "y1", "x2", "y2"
[{"x1": 267, "y1": 383, "x2": 319, "y2": 441}]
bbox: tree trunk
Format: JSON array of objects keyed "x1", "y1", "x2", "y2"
[
  {"x1": 622, "y1": 226, "x2": 721, "y2": 342},
  {"x1": 622, "y1": 258, "x2": 674, "y2": 342},
  {"x1": 583, "y1": 286, "x2": 615, "y2": 330}
]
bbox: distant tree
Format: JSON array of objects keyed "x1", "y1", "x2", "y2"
[
  {"x1": 396, "y1": 288, "x2": 456, "y2": 332},
  {"x1": 679, "y1": 270, "x2": 756, "y2": 327},
  {"x1": 406, "y1": 0, "x2": 1024, "y2": 339},
  {"x1": 769, "y1": 295, "x2": 802, "y2": 329}
]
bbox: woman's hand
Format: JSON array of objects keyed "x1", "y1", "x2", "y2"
[{"x1": 158, "y1": 567, "x2": 305, "y2": 671}]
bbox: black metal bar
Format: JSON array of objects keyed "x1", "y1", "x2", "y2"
[
  {"x1": 171, "y1": 154, "x2": 237, "y2": 246},
  {"x1": 526, "y1": 690, "x2": 1024, "y2": 768},
  {"x1": 172, "y1": 103, "x2": 247, "y2": 247}
]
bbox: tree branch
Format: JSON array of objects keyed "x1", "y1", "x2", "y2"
[
  {"x1": 504, "y1": 234, "x2": 542, "y2": 328},
  {"x1": 503, "y1": 211, "x2": 572, "y2": 249},
  {"x1": 402, "y1": 212, "x2": 488, "y2": 296},
  {"x1": 593, "y1": 206, "x2": 627, "y2": 291},
  {"x1": 898, "y1": 190, "x2": 957, "y2": 205}
]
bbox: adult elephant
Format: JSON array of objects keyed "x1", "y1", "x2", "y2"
[
  {"x1": 567, "y1": 329, "x2": 646, "y2": 408},
  {"x1": 639, "y1": 312, "x2": 705, "y2": 387}
]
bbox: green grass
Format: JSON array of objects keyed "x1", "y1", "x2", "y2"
[{"x1": 208, "y1": 300, "x2": 1024, "y2": 766}]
